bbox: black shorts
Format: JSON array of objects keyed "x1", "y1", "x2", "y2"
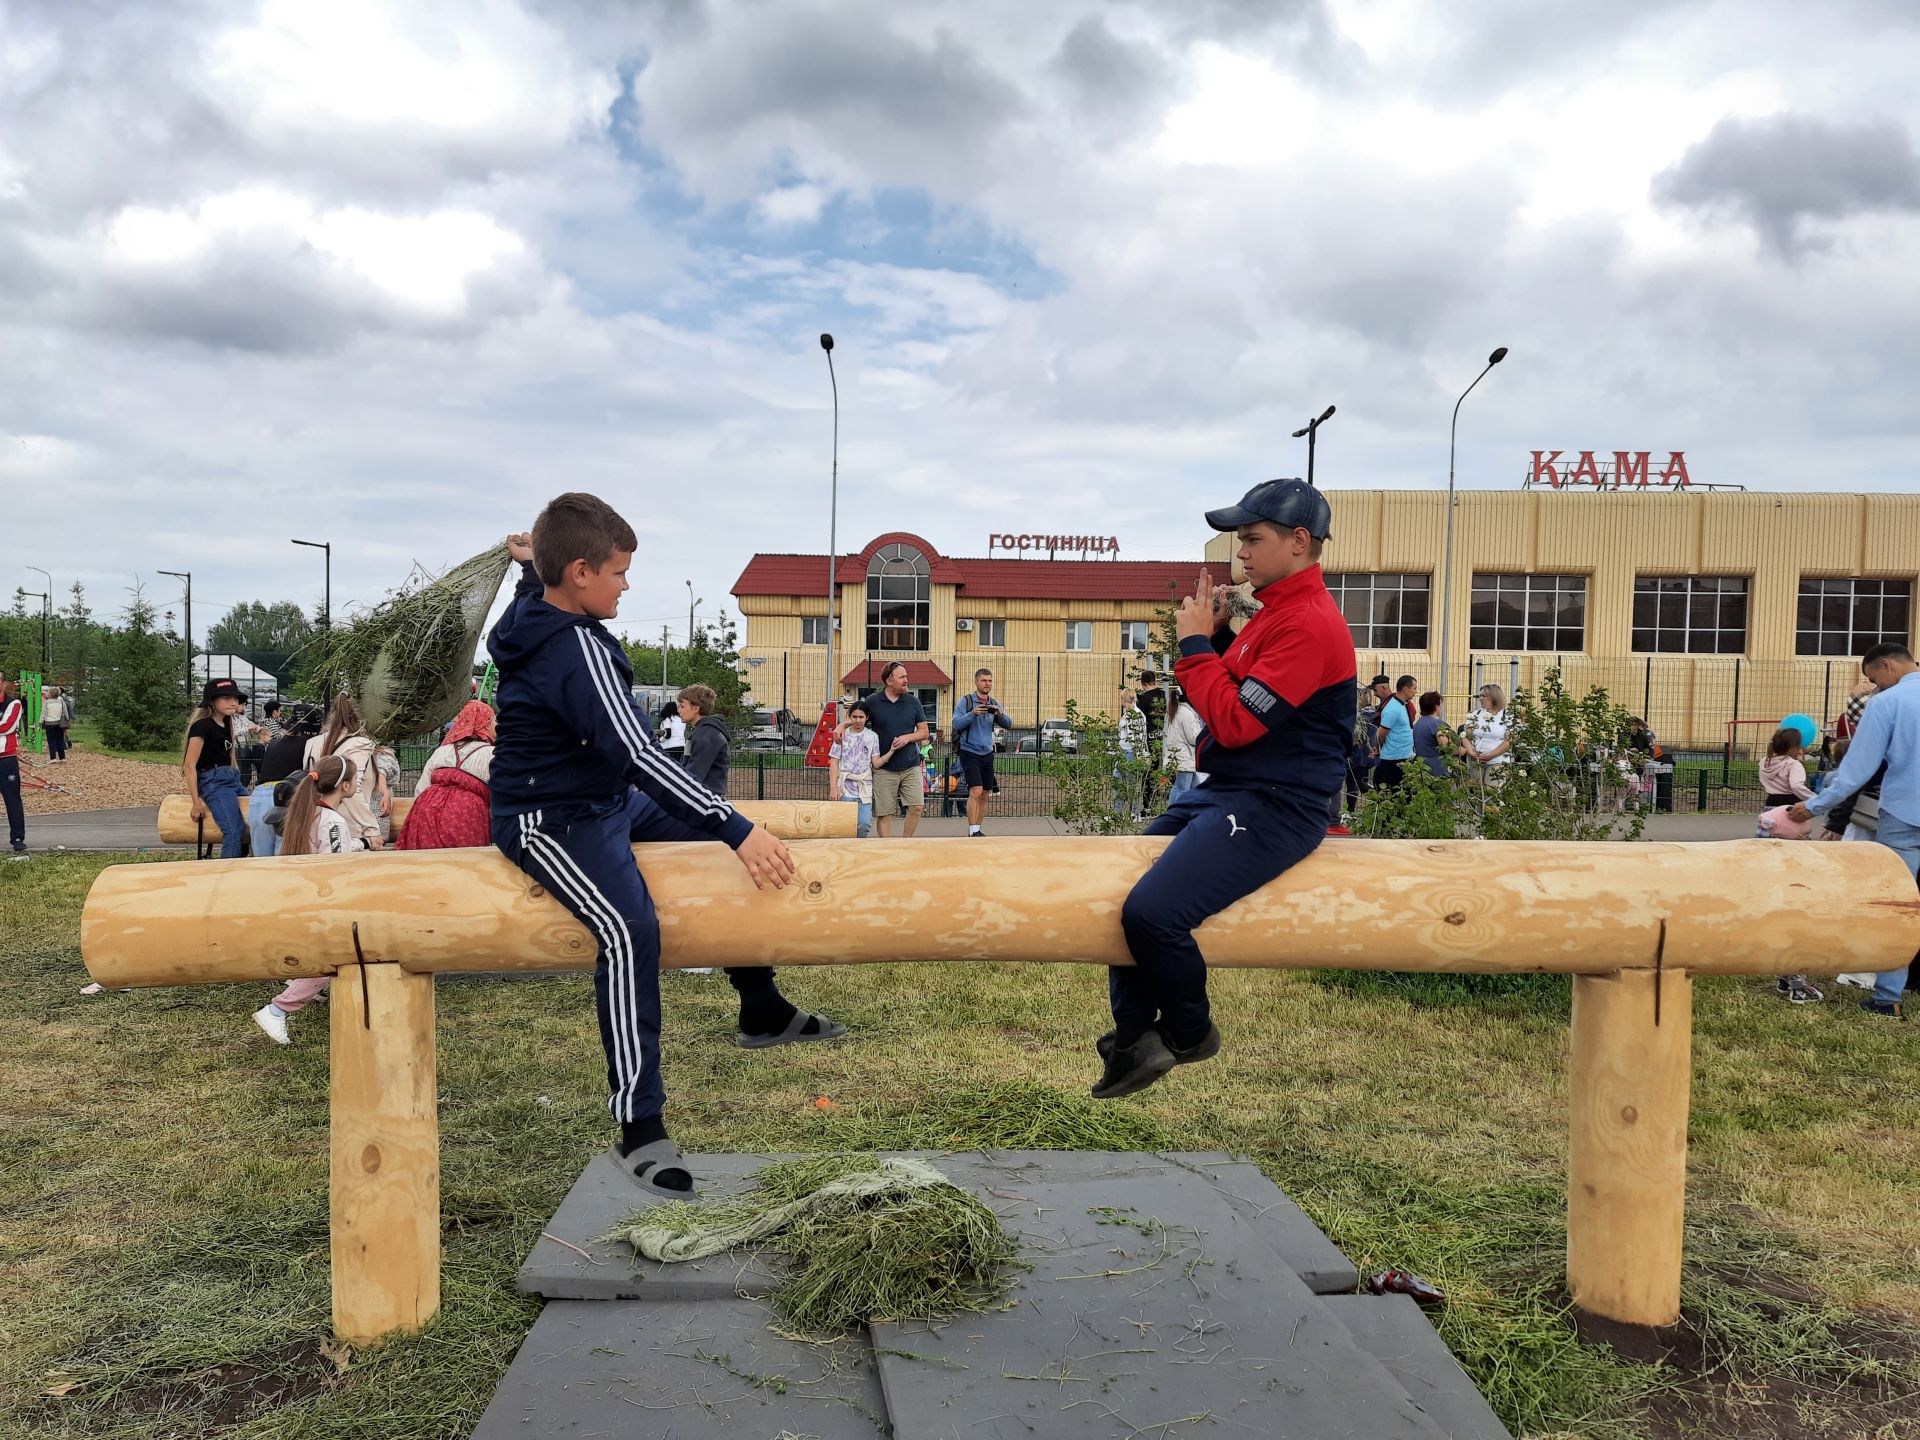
[{"x1": 960, "y1": 750, "x2": 998, "y2": 793}]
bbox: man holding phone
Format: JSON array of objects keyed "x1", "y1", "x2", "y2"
[{"x1": 952, "y1": 667, "x2": 1015, "y2": 836}]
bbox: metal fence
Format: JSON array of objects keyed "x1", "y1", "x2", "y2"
[{"x1": 722, "y1": 650, "x2": 1871, "y2": 819}]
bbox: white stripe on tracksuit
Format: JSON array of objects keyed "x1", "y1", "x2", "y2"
[
  {"x1": 572, "y1": 629, "x2": 733, "y2": 823},
  {"x1": 517, "y1": 810, "x2": 646, "y2": 1121}
]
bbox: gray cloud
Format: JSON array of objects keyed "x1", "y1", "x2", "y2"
[
  {"x1": 1051, "y1": 16, "x2": 1171, "y2": 136},
  {"x1": 1654, "y1": 112, "x2": 1920, "y2": 258}
]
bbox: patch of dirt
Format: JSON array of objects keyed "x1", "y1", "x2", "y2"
[
  {"x1": 1572, "y1": 1292, "x2": 1920, "y2": 1440},
  {"x1": 18, "y1": 749, "x2": 181, "y2": 814},
  {"x1": 105, "y1": 1337, "x2": 347, "y2": 1428}
]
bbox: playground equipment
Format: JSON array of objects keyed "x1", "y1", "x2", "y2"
[
  {"x1": 79, "y1": 837, "x2": 1917, "y2": 1345},
  {"x1": 157, "y1": 794, "x2": 856, "y2": 846}
]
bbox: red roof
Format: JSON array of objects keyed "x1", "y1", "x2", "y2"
[
  {"x1": 841, "y1": 660, "x2": 953, "y2": 687},
  {"x1": 734, "y1": 531, "x2": 1207, "y2": 603}
]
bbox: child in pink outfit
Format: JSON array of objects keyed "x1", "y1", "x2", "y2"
[
  {"x1": 1757, "y1": 726, "x2": 1822, "y2": 1005},
  {"x1": 251, "y1": 755, "x2": 369, "y2": 1045},
  {"x1": 1760, "y1": 727, "x2": 1814, "y2": 805}
]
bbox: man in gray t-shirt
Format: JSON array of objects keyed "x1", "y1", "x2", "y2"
[{"x1": 862, "y1": 661, "x2": 930, "y2": 837}]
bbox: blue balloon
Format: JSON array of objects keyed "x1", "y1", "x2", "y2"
[{"x1": 1782, "y1": 712, "x2": 1817, "y2": 748}]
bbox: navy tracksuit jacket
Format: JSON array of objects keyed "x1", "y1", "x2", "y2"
[
  {"x1": 1112, "y1": 564, "x2": 1357, "y2": 1046},
  {"x1": 488, "y1": 562, "x2": 751, "y2": 1125}
]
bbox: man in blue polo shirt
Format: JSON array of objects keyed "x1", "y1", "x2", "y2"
[
  {"x1": 863, "y1": 660, "x2": 930, "y2": 838},
  {"x1": 1791, "y1": 640, "x2": 1920, "y2": 1018},
  {"x1": 1372, "y1": 674, "x2": 1416, "y2": 788}
]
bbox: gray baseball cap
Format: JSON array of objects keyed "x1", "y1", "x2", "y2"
[{"x1": 1204, "y1": 478, "x2": 1333, "y2": 539}]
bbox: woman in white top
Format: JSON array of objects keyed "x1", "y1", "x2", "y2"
[
  {"x1": 1463, "y1": 683, "x2": 1514, "y2": 774},
  {"x1": 1163, "y1": 687, "x2": 1207, "y2": 801},
  {"x1": 302, "y1": 695, "x2": 387, "y2": 849},
  {"x1": 414, "y1": 702, "x2": 496, "y2": 794}
]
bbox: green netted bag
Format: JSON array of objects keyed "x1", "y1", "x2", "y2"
[
  {"x1": 302, "y1": 545, "x2": 511, "y2": 742},
  {"x1": 603, "y1": 1154, "x2": 1023, "y2": 1338}
]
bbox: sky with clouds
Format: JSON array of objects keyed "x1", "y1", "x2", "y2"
[{"x1": 4, "y1": 0, "x2": 1919, "y2": 647}]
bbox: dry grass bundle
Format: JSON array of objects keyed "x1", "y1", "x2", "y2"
[
  {"x1": 300, "y1": 545, "x2": 510, "y2": 742},
  {"x1": 609, "y1": 1154, "x2": 1024, "y2": 1339}
]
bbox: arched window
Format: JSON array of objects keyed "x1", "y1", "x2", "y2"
[{"x1": 866, "y1": 543, "x2": 930, "y2": 651}]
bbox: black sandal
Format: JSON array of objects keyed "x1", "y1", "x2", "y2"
[{"x1": 609, "y1": 1140, "x2": 695, "y2": 1196}]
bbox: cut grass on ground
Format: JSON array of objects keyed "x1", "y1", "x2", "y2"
[{"x1": 2, "y1": 853, "x2": 1916, "y2": 1440}]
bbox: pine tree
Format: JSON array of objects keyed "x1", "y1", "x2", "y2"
[
  {"x1": 92, "y1": 586, "x2": 190, "y2": 752},
  {"x1": 57, "y1": 580, "x2": 95, "y2": 698}
]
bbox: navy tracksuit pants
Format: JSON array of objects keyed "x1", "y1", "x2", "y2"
[
  {"x1": 1111, "y1": 783, "x2": 1329, "y2": 1047},
  {"x1": 494, "y1": 790, "x2": 708, "y2": 1125}
]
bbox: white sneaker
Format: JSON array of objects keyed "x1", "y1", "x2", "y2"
[
  {"x1": 1835, "y1": 973, "x2": 1875, "y2": 990},
  {"x1": 252, "y1": 1005, "x2": 291, "y2": 1045}
]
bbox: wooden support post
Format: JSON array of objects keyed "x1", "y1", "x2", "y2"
[
  {"x1": 1567, "y1": 967, "x2": 1692, "y2": 1329},
  {"x1": 330, "y1": 962, "x2": 440, "y2": 1345}
]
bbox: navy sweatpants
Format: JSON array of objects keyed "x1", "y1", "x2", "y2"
[
  {"x1": 495, "y1": 790, "x2": 704, "y2": 1125},
  {"x1": 1111, "y1": 784, "x2": 1329, "y2": 1046}
]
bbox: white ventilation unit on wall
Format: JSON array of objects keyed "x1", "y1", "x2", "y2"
[{"x1": 955, "y1": 618, "x2": 975, "y2": 632}]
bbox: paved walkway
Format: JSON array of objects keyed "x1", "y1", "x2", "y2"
[{"x1": 14, "y1": 806, "x2": 1754, "y2": 853}]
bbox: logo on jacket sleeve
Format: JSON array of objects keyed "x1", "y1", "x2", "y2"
[{"x1": 1238, "y1": 677, "x2": 1279, "y2": 714}]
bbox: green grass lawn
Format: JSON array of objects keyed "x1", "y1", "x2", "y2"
[{"x1": 3, "y1": 854, "x2": 1916, "y2": 1439}]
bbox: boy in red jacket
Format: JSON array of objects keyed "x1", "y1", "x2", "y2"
[{"x1": 1094, "y1": 479, "x2": 1357, "y2": 1098}]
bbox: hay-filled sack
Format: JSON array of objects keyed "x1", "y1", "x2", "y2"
[
  {"x1": 604, "y1": 1154, "x2": 1023, "y2": 1339},
  {"x1": 303, "y1": 545, "x2": 511, "y2": 743}
]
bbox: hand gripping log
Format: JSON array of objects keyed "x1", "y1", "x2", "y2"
[{"x1": 79, "y1": 838, "x2": 1919, "y2": 1343}]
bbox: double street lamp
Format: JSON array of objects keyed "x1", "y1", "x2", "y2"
[
  {"x1": 19, "y1": 589, "x2": 49, "y2": 675},
  {"x1": 292, "y1": 539, "x2": 332, "y2": 633},
  {"x1": 158, "y1": 569, "x2": 193, "y2": 698},
  {"x1": 24, "y1": 564, "x2": 52, "y2": 673},
  {"x1": 1291, "y1": 404, "x2": 1336, "y2": 487},
  {"x1": 1437, "y1": 347, "x2": 1509, "y2": 685}
]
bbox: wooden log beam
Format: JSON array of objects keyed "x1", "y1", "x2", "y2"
[
  {"x1": 330, "y1": 962, "x2": 439, "y2": 1345},
  {"x1": 156, "y1": 793, "x2": 853, "y2": 845},
  {"x1": 1567, "y1": 968, "x2": 1692, "y2": 1328},
  {"x1": 82, "y1": 838, "x2": 1918, "y2": 990}
]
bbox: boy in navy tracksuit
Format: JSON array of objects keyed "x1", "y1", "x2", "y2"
[
  {"x1": 489, "y1": 493, "x2": 797, "y2": 1194},
  {"x1": 1094, "y1": 478, "x2": 1357, "y2": 1099}
]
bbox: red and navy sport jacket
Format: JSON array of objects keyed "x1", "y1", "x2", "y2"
[{"x1": 1175, "y1": 565, "x2": 1357, "y2": 801}]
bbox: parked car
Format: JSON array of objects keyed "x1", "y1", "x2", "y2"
[{"x1": 1040, "y1": 718, "x2": 1079, "y2": 754}]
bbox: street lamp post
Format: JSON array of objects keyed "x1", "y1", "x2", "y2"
[
  {"x1": 292, "y1": 539, "x2": 332, "y2": 633},
  {"x1": 685, "y1": 580, "x2": 702, "y2": 651},
  {"x1": 1291, "y1": 405, "x2": 1337, "y2": 488},
  {"x1": 1438, "y1": 348, "x2": 1509, "y2": 689},
  {"x1": 26, "y1": 566, "x2": 52, "y2": 673},
  {"x1": 821, "y1": 333, "x2": 840, "y2": 722},
  {"x1": 158, "y1": 569, "x2": 193, "y2": 698}
]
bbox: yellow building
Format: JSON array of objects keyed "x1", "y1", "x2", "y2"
[
  {"x1": 1204, "y1": 489, "x2": 1920, "y2": 748},
  {"x1": 732, "y1": 531, "x2": 1202, "y2": 731}
]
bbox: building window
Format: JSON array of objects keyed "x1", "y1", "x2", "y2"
[
  {"x1": 1065, "y1": 620, "x2": 1093, "y2": 651},
  {"x1": 1469, "y1": 573, "x2": 1587, "y2": 652},
  {"x1": 1632, "y1": 577, "x2": 1747, "y2": 654},
  {"x1": 800, "y1": 617, "x2": 832, "y2": 645},
  {"x1": 977, "y1": 619, "x2": 1006, "y2": 647},
  {"x1": 865, "y1": 543, "x2": 930, "y2": 651},
  {"x1": 1796, "y1": 578, "x2": 1912, "y2": 657},
  {"x1": 1325, "y1": 573, "x2": 1430, "y2": 650},
  {"x1": 1120, "y1": 621, "x2": 1152, "y2": 652}
]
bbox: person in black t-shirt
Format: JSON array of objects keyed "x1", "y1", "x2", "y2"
[
  {"x1": 862, "y1": 662, "x2": 929, "y2": 837},
  {"x1": 184, "y1": 678, "x2": 250, "y2": 859}
]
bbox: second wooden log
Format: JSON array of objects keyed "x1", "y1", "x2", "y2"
[
  {"x1": 81, "y1": 837, "x2": 1920, "y2": 989},
  {"x1": 156, "y1": 793, "x2": 853, "y2": 845}
]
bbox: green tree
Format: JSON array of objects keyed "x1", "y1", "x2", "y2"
[
  {"x1": 207, "y1": 600, "x2": 315, "y2": 656},
  {"x1": 54, "y1": 580, "x2": 99, "y2": 699},
  {"x1": 91, "y1": 587, "x2": 191, "y2": 752},
  {"x1": 622, "y1": 611, "x2": 751, "y2": 731},
  {"x1": 1040, "y1": 699, "x2": 1158, "y2": 835}
]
